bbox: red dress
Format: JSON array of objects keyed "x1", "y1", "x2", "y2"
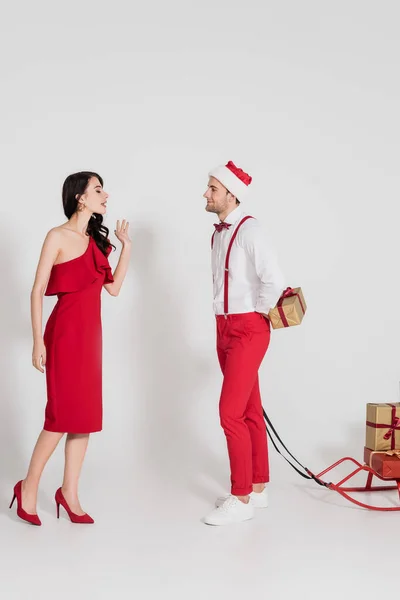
[{"x1": 43, "y1": 236, "x2": 114, "y2": 433}]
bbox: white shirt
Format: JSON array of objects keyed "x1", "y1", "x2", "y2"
[{"x1": 211, "y1": 206, "x2": 286, "y2": 315}]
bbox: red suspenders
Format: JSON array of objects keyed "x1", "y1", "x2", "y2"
[{"x1": 211, "y1": 216, "x2": 254, "y2": 317}]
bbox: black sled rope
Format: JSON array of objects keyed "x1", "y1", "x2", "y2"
[{"x1": 263, "y1": 409, "x2": 331, "y2": 488}]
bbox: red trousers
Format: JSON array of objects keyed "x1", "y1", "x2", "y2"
[{"x1": 216, "y1": 312, "x2": 271, "y2": 496}]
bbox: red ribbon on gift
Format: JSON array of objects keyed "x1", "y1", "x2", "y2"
[
  {"x1": 277, "y1": 287, "x2": 306, "y2": 328},
  {"x1": 366, "y1": 404, "x2": 400, "y2": 450}
]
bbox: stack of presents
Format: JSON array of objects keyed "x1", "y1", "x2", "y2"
[{"x1": 365, "y1": 403, "x2": 400, "y2": 479}]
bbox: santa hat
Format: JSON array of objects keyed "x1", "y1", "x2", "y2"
[{"x1": 208, "y1": 160, "x2": 252, "y2": 201}]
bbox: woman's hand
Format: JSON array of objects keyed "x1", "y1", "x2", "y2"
[
  {"x1": 114, "y1": 220, "x2": 131, "y2": 247},
  {"x1": 32, "y1": 339, "x2": 46, "y2": 373}
]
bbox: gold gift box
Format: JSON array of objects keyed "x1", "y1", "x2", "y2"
[
  {"x1": 268, "y1": 287, "x2": 307, "y2": 330},
  {"x1": 365, "y1": 403, "x2": 400, "y2": 451}
]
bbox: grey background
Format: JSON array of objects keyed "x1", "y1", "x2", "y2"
[{"x1": 0, "y1": 2, "x2": 399, "y2": 598}]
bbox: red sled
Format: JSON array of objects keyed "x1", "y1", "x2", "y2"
[
  {"x1": 315, "y1": 456, "x2": 400, "y2": 512},
  {"x1": 264, "y1": 410, "x2": 400, "y2": 511}
]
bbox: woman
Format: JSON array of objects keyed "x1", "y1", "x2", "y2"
[{"x1": 10, "y1": 171, "x2": 131, "y2": 525}]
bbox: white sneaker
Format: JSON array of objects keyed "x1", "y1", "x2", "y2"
[
  {"x1": 204, "y1": 495, "x2": 255, "y2": 526},
  {"x1": 215, "y1": 487, "x2": 268, "y2": 509}
]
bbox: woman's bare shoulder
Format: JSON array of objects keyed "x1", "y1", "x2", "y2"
[
  {"x1": 47, "y1": 224, "x2": 76, "y2": 239},
  {"x1": 42, "y1": 225, "x2": 72, "y2": 248}
]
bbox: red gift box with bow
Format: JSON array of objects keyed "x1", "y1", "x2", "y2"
[{"x1": 364, "y1": 447, "x2": 400, "y2": 479}]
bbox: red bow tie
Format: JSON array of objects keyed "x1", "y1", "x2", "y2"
[{"x1": 213, "y1": 222, "x2": 232, "y2": 232}]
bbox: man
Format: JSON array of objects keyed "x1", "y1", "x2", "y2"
[{"x1": 203, "y1": 160, "x2": 285, "y2": 526}]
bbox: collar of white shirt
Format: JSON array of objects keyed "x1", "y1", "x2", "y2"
[{"x1": 223, "y1": 205, "x2": 245, "y2": 227}]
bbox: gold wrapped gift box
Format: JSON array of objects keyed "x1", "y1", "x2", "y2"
[
  {"x1": 268, "y1": 287, "x2": 307, "y2": 330},
  {"x1": 365, "y1": 403, "x2": 400, "y2": 451}
]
